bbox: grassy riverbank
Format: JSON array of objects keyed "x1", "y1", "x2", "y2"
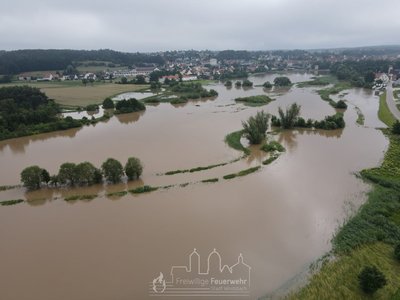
[
  {"x1": 379, "y1": 92, "x2": 396, "y2": 127},
  {"x1": 288, "y1": 92, "x2": 400, "y2": 299}
]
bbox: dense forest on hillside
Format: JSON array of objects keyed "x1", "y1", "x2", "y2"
[
  {"x1": 0, "y1": 86, "x2": 81, "y2": 140},
  {"x1": 0, "y1": 49, "x2": 165, "y2": 74}
]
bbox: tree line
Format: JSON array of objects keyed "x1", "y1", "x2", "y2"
[
  {"x1": 0, "y1": 49, "x2": 165, "y2": 74},
  {"x1": 0, "y1": 86, "x2": 82, "y2": 140},
  {"x1": 20, "y1": 157, "x2": 143, "y2": 190}
]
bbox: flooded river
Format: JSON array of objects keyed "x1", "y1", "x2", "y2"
[{"x1": 0, "y1": 73, "x2": 388, "y2": 300}]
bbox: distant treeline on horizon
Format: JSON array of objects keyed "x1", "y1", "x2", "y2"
[{"x1": 0, "y1": 45, "x2": 400, "y2": 75}]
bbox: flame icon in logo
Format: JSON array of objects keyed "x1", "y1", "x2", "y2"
[{"x1": 152, "y1": 272, "x2": 166, "y2": 293}]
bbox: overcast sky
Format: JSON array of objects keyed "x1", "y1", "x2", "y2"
[{"x1": 1, "y1": 0, "x2": 400, "y2": 52}]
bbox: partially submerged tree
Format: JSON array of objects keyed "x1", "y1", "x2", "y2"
[
  {"x1": 102, "y1": 158, "x2": 124, "y2": 183},
  {"x1": 125, "y1": 157, "x2": 143, "y2": 180},
  {"x1": 278, "y1": 103, "x2": 301, "y2": 129},
  {"x1": 274, "y1": 76, "x2": 292, "y2": 86},
  {"x1": 21, "y1": 165, "x2": 44, "y2": 190},
  {"x1": 242, "y1": 111, "x2": 270, "y2": 144}
]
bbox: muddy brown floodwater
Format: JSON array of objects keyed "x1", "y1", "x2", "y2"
[{"x1": 0, "y1": 73, "x2": 389, "y2": 300}]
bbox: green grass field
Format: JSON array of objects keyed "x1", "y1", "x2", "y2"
[
  {"x1": 379, "y1": 92, "x2": 396, "y2": 127},
  {"x1": 288, "y1": 243, "x2": 400, "y2": 300},
  {"x1": 0, "y1": 81, "x2": 149, "y2": 107}
]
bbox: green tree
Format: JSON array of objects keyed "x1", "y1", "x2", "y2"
[
  {"x1": 21, "y1": 165, "x2": 43, "y2": 190},
  {"x1": 125, "y1": 157, "x2": 143, "y2": 180},
  {"x1": 358, "y1": 266, "x2": 387, "y2": 294},
  {"x1": 121, "y1": 77, "x2": 128, "y2": 84},
  {"x1": 242, "y1": 79, "x2": 253, "y2": 87},
  {"x1": 242, "y1": 111, "x2": 270, "y2": 144},
  {"x1": 335, "y1": 100, "x2": 348, "y2": 109},
  {"x1": 102, "y1": 97, "x2": 115, "y2": 109},
  {"x1": 224, "y1": 80, "x2": 232, "y2": 87},
  {"x1": 135, "y1": 75, "x2": 146, "y2": 84},
  {"x1": 274, "y1": 76, "x2": 292, "y2": 86},
  {"x1": 41, "y1": 168, "x2": 51, "y2": 184},
  {"x1": 263, "y1": 81, "x2": 272, "y2": 88},
  {"x1": 82, "y1": 78, "x2": 88, "y2": 86},
  {"x1": 278, "y1": 103, "x2": 301, "y2": 129},
  {"x1": 102, "y1": 158, "x2": 124, "y2": 183},
  {"x1": 364, "y1": 71, "x2": 375, "y2": 83},
  {"x1": 75, "y1": 162, "x2": 99, "y2": 185},
  {"x1": 58, "y1": 162, "x2": 78, "y2": 185}
]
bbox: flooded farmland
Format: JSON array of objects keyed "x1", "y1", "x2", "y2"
[{"x1": 0, "y1": 73, "x2": 389, "y2": 300}]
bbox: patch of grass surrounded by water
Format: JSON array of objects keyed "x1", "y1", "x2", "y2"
[
  {"x1": 129, "y1": 185, "x2": 159, "y2": 194},
  {"x1": 223, "y1": 166, "x2": 261, "y2": 180},
  {"x1": 261, "y1": 141, "x2": 285, "y2": 153},
  {"x1": 234, "y1": 95, "x2": 274, "y2": 107},
  {"x1": 201, "y1": 178, "x2": 219, "y2": 183},
  {"x1": 225, "y1": 130, "x2": 250, "y2": 155},
  {"x1": 0, "y1": 199, "x2": 24, "y2": 206},
  {"x1": 317, "y1": 82, "x2": 352, "y2": 108}
]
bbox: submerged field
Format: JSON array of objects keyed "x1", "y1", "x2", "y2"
[{"x1": 0, "y1": 73, "x2": 391, "y2": 300}]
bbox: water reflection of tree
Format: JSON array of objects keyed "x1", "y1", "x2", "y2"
[
  {"x1": 114, "y1": 111, "x2": 145, "y2": 125},
  {"x1": 246, "y1": 145, "x2": 267, "y2": 164},
  {"x1": 301, "y1": 128, "x2": 343, "y2": 139},
  {"x1": 23, "y1": 177, "x2": 147, "y2": 206},
  {"x1": 0, "y1": 127, "x2": 81, "y2": 154},
  {"x1": 277, "y1": 130, "x2": 298, "y2": 152}
]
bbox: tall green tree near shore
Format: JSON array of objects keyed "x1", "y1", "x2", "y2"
[{"x1": 242, "y1": 111, "x2": 269, "y2": 144}]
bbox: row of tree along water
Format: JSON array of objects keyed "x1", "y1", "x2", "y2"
[{"x1": 20, "y1": 157, "x2": 143, "y2": 190}]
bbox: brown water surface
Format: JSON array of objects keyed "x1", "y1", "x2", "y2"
[{"x1": 0, "y1": 73, "x2": 388, "y2": 300}]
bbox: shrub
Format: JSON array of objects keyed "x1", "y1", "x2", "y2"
[
  {"x1": 261, "y1": 141, "x2": 285, "y2": 153},
  {"x1": 358, "y1": 266, "x2": 387, "y2": 294},
  {"x1": 235, "y1": 81, "x2": 242, "y2": 87},
  {"x1": 125, "y1": 157, "x2": 143, "y2": 180},
  {"x1": 392, "y1": 120, "x2": 400, "y2": 135},
  {"x1": 242, "y1": 111, "x2": 270, "y2": 144}
]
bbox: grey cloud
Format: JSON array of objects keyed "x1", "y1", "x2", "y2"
[{"x1": 1, "y1": 0, "x2": 399, "y2": 51}]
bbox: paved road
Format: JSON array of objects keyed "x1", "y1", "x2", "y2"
[{"x1": 386, "y1": 83, "x2": 400, "y2": 120}]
